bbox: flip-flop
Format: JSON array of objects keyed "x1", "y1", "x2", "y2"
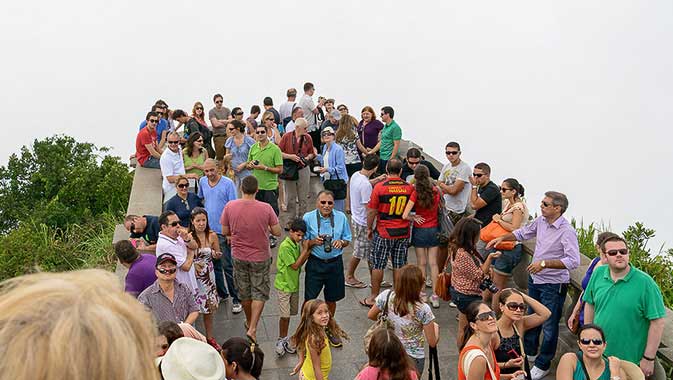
[
  {"x1": 359, "y1": 298, "x2": 375, "y2": 307},
  {"x1": 345, "y1": 280, "x2": 367, "y2": 288},
  {"x1": 246, "y1": 334, "x2": 257, "y2": 344}
]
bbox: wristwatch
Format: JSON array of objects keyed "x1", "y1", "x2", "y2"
[{"x1": 541, "y1": 260, "x2": 546, "y2": 268}]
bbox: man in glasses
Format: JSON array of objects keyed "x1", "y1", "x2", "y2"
[
  {"x1": 583, "y1": 235, "x2": 666, "y2": 377},
  {"x1": 247, "y1": 125, "x2": 283, "y2": 218},
  {"x1": 468, "y1": 162, "x2": 502, "y2": 226},
  {"x1": 302, "y1": 190, "x2": 352, "y2": 347},
  {"x1": 138, "y1": 253, "x2": 199, "y2": 325},
  {"x1": 124, "y1": 214, "x2": 160, "y2": 252},
  {"x1": 209, "y1": 94, "x2": 232, "y2": 162},
  {"x1": 160, "y1": 132, "x2": 195, "y2": 202},
  {"x1": 156, "y1": 211, "x2": 199, "y2": 295},
  {"x1": 437, "y1": 141, "x2": 472, "y2": 224},
  {"x1": 400, "y1": 147, "x2": 440, "y2": 183},
  {"x1": 139, "y1": 105, "x2": 170, "y2": 149},
  {"x1": 487, "y1": 191, "x2": 580, "y2": 380},
  {"x1": 135, "y1": 111, "x2": 163, "y2": 169},
  {"x1": 370, "y1": 106, "x2": 401, "y2": 175}
]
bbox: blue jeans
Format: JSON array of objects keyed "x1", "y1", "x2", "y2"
[
  {"x1": 216, "y1": 234, "x2": 240, "y2": 304},
  {"x1": 141, "y1": 156, "x2": 160, "y2": 169},
  {"x1": 523, "y1": 276, "x2": 568, "y2": 370}
]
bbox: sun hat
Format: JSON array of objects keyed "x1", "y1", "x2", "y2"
[{"x1": 157, "y1": 337, "x2": 225, "y2": 380}]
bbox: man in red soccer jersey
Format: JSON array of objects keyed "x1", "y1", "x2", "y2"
[{"x1": 361, "y1": 158, "x2": 414, "y2": 306}]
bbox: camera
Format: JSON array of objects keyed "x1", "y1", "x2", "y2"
[
  {"x1": 479, "y1": 277, "x2": 499, "y2": 293},
  {"x1": 252, "y1": 160, "x2": 260, "y2": 166},
  {"x1": 319, "y1": 234, "x2": 332, "y2": 253}
]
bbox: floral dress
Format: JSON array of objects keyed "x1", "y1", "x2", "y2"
[
  {"x1": 338, "y1": 132, "x2": 361, "y2": 165},
  {"x1": 193, "y1": 247, "x2": 219, "y2": 314}
]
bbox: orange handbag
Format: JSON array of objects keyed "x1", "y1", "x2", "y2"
[
  {"x1": 480, "y1": 221, "x2": 516, "y2": 250},
  {"x1": 434, "y1": 272, "x2": 452, "y2": 301}
]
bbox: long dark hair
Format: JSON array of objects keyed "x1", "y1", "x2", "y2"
[
  {"x1": 221, "y1": 337, "x2": 264, "y2": 378},
  {"x1": 460, "y1": 300, "x2": 489, "y2": 349},
  {"x1": 413, "y1": 165, "x2": 435, "y2": 209},
  {"x1": 449, "y1": 217, "x2": 482, "y2": 261},
  {"x1": 185, "y1": 131, "x2": 204, "y2": 157},
  {"x1": 367, "y1": 328, "x2": 415, "y2": 380},
  {"x1": 502, "y1": 178, "x2": 525, "y2": 198},
  {"x1": 188, "y1": 207, "x2": 211, "y2": 248}
]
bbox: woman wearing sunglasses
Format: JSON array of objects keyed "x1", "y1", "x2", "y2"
[
  {"x1": 458, "y1": 301, "x2": 501, "y2": 380},
  {"x1": 495, "y1": 288, "x2": 551, "y2": 380},
  {"x1": 556, "y1": 324, "x2": 631, "y2": 380},
  {"x1": 164, "y1": 176, "x2": 204, "y2": 227},
  {"x1": 182, "y1": 131, "x2": 208, "y2": 178}
]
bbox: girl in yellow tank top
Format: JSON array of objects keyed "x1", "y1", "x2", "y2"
[{"x1": 290, "y1": 299, "x2": 348, "y2": 380}]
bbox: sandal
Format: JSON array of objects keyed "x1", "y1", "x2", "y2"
[
  {"x1": 359, "y1": 298, "x2": 375, "y2": 307},
  {"x1": 345, "y1": 279, "x2": 367, "y2": 288}
]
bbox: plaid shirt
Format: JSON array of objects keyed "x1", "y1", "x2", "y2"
[{"x1": 138, "y1": 280, "x2": 198, "y2": 323}]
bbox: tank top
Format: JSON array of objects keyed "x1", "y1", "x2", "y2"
[
  {"x1": 458, "y1": 345, "x2": 501, "y2": 380},
  {"x1": 301, "y1": 337, "x2": 331, "y2": 380},
  {"x1": 573, "y1": 352, "x2": 610, "y2": 380},
  {"x1": 494, "y1": 328, "x2": 521, "y2": 375}
]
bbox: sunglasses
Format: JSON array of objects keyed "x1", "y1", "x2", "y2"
[
  {"x1": 606, "y1": 249, "x2": 628, "y2": 256},
  {"x1": 476, "y1": 311, "x2": 497, "y2": 321},
  {"x1": 320, "y1": 200, "x2": 334, "y2": 205},
  {"x1": 255, "y1": 130, "x2": 267, "y2": 135},
  {"x1": 177, "y1": 183, "x2": 189, "y2": 189},
  {"x1": 579, "y1": 338, "x2": 604, "y2": 346},
  {"x1": 157, "y1": 267, "x2": 177, "y2": 274},
  {"x1": 235, "y1": 112, "x2": 244, "y2": 116},
  {"x1": 168, "y1": 140, "x2": 180, "y2": 145},
  {"x1": 215, "y1": 100, "x2": 223, "y2": 104},
  {"x1": 321, "y1": 133, "x2": 334, "y2": 137},
  {"x1": 148, "y1": 119, "x2": 159, "y2": 124},
  {"x1": 196, "y1": 139, "x2": 204, "y2": 143},
  {"x1": 472, "y1": 173, "x2": 484, "y2": 178},
  {"x1": 338, "y1": 108, "x2": 346, "y2": 111},
  {"x1": 169, "y1": 221, "x2": 180, "y2": 227},
  {"x1": 505, "y1": 302, "x2": 527, "y2": 312},
  {"x1": 195, "y1": 106, "x2": 203, "y2": 110},
  {"x1": 500, "y1": 187, "x2": 513, "y2": 192},
  {"x1": 130, "y1": 223, "x2": 136, "y2": 232},
  {"x1": 445, "y1": 151, "x2": 459, "y2": 155},
  {"x1": 541, "y1": 201, "x2": 552, "y2": 207},
  {"x1": 227, "y1": 127, "x2": 235, "y2": 131},
  {"x1": 407, "y1": 160, "x2": 420, "y2": 166}
]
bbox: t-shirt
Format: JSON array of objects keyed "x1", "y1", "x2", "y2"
[
  {"x1": 220, "y1": 199, "x2": 279, "y2": 262},
  {"x1": 474, "y1": 181, "x2": 502, "y2": 226},
  {"x1": 356, "y1": 367, "x2": 418, "y2": 380},
  {"x1": 583, "y1": 264, "x2": 667, "y2": 364},
  {"x1": 159, "y1": 148, "x2": 186, "y2": 195},
  {"x1": 208, "y1": 106, "x2": 231, "y2": 136},
  {"x1": 164, "y1": 192, "x2": 204, "y2": 227},
  {"x1": 274, "y1": 237, "x2": 301, "y2": 293},
  {"x1": 375, "y1": 290, "x2": 435, "y2": 359},
  {"x1": 197, "y1": 176, "x2": 237, "y2": 234},
  {"x1": 410, "y1": 188, "x2": 440, "y2": 228},
  {"x1": 357, "y1": 120, "x2": 384, "y2": 150},
  {"x1": 438, "y1": 161, "x2": 472, "y2": 213},
  {"x1": 224, "y1": 135, "x2": 256, "y2": 179},
  {"x1": 401, "y1": 160, "x2": 441, "y2": 183},
  {"x1": 349, "y1": 172, "x2": 373, "y2": 226},
  {"x1": 135, "y1": 127, "x2": 157, "y2": 167},
  {"x1": 368, "y1": 177, "x2": 414, "y2": 239},
  {"x1": 298, "y1": 94, "x2": 317, "y2": 131},
  {"x1": 379, "y1": 120, "x2": 402, "y2": 160},
  {"x1": 278, "y1": 101, "x2": 296, "y2": 121},
  {"x1": 124, "y1": 254, "x2": 158, "y2": 297},
  {"x1": 139, "y1": 119, "x2": 169, "y2": 141},
  {"x1": 247, "y1": 141, "x2": 283, "y2": 190},
  {"x1": 129, "y1": 215, "x2": 160, "y2": 245}
]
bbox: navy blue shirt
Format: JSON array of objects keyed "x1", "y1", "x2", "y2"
[
  {"x1": 164, "y1": 193, "x2": 204, "y2": 227},
  {"x1": 130, "y1": 215, "x2": 160, "y2": 245}
]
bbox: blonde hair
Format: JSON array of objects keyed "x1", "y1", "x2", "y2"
[{"x1": 0, "y1": 269, "x2": 159, "y2": 380}]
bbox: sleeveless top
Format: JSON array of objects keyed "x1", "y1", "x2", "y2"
[
  {"x1": 494, "y1": 328, "x2": 521, "y2": 375},
  {"x1": 301, "y1": 337, "x2": 331, "y2": 380},
  {"x1": 573, "y1": 352, "x2": 610, "y2": 380},
  {"x1": 182, "y1": 148, "x2": 206, "y2": 177},
  {"x1": 459, "y1": 345, "x2": 501, "y2": 380}
]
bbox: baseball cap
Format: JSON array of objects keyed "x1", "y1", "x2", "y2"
[
  {"x1": 322, "y1": 126, "x2": 335, "y2": 135},
  {"x1": 156, "y1": 253, "x2": 177, "y2": 267}
]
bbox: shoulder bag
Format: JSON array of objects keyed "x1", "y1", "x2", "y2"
[
  {"x1": 279, "y1": 135, "x2": 305, "y2": 181},
  {"x1": 323, "y1": 171, "x2": 347, "y2": 200},
  {"x1": 428, "y1": 345, "x2": 441, "y2": 380},
  {"x1": 363, "y1": 290, "x2": 392, "y2": 353},
  {"x1": 436, "y1": 186, "x2": 454, "y2": 244}
]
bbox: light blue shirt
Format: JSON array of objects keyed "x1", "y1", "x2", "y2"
[
  {"x1": 318, "y1": 142, "x2": 348, "y2": 181},
  {"x1": 303, "y1": 209, "x2": 352, "y2": 259},
  {"x1": 225, "y1": 135, "x2": 256, "y2": 179},
  {"x1": 197, "y1": 175, "x2": 237, "y2": 234}
]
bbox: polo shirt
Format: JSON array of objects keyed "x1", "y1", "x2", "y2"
[
  {"x1": 124, "y1": 254, "x2": 158, "y2": 297},
  {"x1": 474, "y1": 181, "x2": 502, "y2": 226},
  {"x1": 368, "y1": 177, "x2": 414, "y2": 239},
  {"x1": 583, "y1": 264, "x2": 666, "y2": 364},
  {"x1": 197, "y1": 175, "x2": 237, "y2": 234},
  {"x1": 156, "y1": 234, "x2": 198, "y2": 292},
  {"x1": 274, "y1": 237, "x2": 302, "y2": 293},
  {"x1": 164, "y1": 192, "x2": 203, "y2": 227},
  {"x1": 138, "y1": 280, "x2": 198, "y2": 323},
  {"x1": 247, "y1": 141, "x2": 283, "y2": 190},
  {"x1": 379, "y1": 120, "x2": 402, "y2": 160},
  {"x1": 159, "y1": 147, "x2": 186, "y2": 195},
  {"x1": 303, "y1": 209, "x2": 352, "y2": 260},
  {"x1": 129, "y1": 215, "x2": 160, "y2": 245}
]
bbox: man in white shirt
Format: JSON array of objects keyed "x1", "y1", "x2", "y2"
[
  {"x1": 160, "y1": 132, "x2": 197, "y2": 202},
  {"x1": 278, "y1": 88, "x2": 297, "y2": 121}
]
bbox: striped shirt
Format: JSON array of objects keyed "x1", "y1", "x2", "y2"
[{"x1": 138, "y1": 280, "x2": 198, "y2": 323}]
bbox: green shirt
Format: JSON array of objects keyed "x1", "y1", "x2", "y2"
[
  {"x1": 182, "y1": 149, "x2": 206, "y2": 177},
  {"x1": 583, "y1": 264, "x2": 666, "y2": 364},
  {"x1": 274, "y1": 237, "x2": 301, "y2": 293},
  {"x1": 247, "y1": 141, "x2": 283, "y2": 190},
  {"x1": 379, "y1": 120, "x2": 402, "y2": 160}
]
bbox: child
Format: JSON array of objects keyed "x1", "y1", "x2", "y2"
[
  {"x1": 221, "y1": 337, "x2": 265, "y2": 380},
  {"x1": 290, "y1": 299, "x2": 348, "y2": 380},
  {"x1": 356, "y1": 328, "x2": 418, "y2": 380},
  {"x1": 274, "y1": 218, "x2": 309, "y2": 356}
]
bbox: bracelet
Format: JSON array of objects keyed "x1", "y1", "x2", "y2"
[
  {"x1": 183, "y1": 239, "x2": 192, "y2": 243},
  {"x1": 642, "y1": 354, "x2": 655, "y2": 361}
]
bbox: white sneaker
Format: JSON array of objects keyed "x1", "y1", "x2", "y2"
[
  {"x1": 232, "y1": 303, "x2": 243, "y2": 314},
  {"x1": 527, "y1": 354, "x2": 538, "y2": 363},
  {"x1": 448, "y1": 301, "x2": 457, "y2": 308},
  {"x1": 530, "y1": 366, "x2": 549, "y2": 380},
  {"x1": 431, "y1": 294, "x2": 440, "y2": 308},
  {"x1": 283, "y1": 337, "x2": 297, "y2": 354},
  {"x1": 275, "y1": 338, "x2": 286, "y2": 356}
]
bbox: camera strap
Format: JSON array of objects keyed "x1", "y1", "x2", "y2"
[{"x1": 315, "y1": 209, "x2": 335, "y2": 237}]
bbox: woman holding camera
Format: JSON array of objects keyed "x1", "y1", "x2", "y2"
[{"x1": 449, "y1": 217, "x2": 501, "y2": 349}]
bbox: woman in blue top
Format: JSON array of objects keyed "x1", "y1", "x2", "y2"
[
  {"x1": 164, "y1": 176, "x2": 203, "y2": 227},
  {"x1": 316, "y1": 126, "x2": 348, "y2": 212},
  {"x1": 224, "y1": 119, "x2": 256, "y2": 192},
  {"x1": 556, "y1": 324, "x2": 628, "y2": 380}
]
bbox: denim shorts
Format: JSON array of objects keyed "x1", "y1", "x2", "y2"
[
  {"x1": 492, "y1": 244, "x2": 523, "y2": 276},
  {"x1": 450, "y1": 287, "x2": 483, "y2": 313},
  {"x1": 411, "y1": 226, "x2": 439, "y2": 248}
]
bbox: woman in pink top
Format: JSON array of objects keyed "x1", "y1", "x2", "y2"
[{"x1": 356, "y1": 328, "x2": 418, "y2": 380}]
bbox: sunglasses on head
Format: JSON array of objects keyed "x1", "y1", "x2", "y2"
[
  {"x1": 472, "y1": 173, "x2": 484, "y2": 178},
  {"x1": 476, "y1": 311, "x2": 497, "y2": 321},
  {"x1": 505, "y1": 302, "x2": 527, "y2": 312},
  {"x1": 606, "y1": 248, "x2": 628, "y2": 256},
  {"x1": 320, "y1": 200, "x2": 334, "y2": 205},
  {"x1": 579, "y1": 338, "x2": 604, "y2": 346},
  {"x1": 177, "y1": 183, "x2": 189, "y2": 189},
  {"x1": 157, "y1": 267, "x2": 177, "y2": 274}
]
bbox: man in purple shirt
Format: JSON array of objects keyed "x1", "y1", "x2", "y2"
[
  {"x1": 488, "y1": 191, "x2": 580, "y2": 380},
  {"x1": 114, "y1": 240, "x2": 157, "y2": 298}
]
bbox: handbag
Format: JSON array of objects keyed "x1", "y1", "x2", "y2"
[
  {"x1": 434, "y1": 271, "x2": 452, "y2": 302},
  {"x1": 436, "y1": 187, "x2": 454, "y2": 244},
  {"x1": 363, "y1": 290, "x2": 392, "y2": 353},
  {"x1": 279, "y1": 135, "x2": 305, "y2": 181},
  {"x1": 323, "y1": 171, "x2": 347, "y2": 200},
  {"x1": 480, "y1": 221, "x2": 516, "y2": 250},
  {"x1": 428, "y1": 346, "x2": 441, "y2": 380}
]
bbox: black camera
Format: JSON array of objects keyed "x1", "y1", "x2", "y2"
[
  {"x1": 252, "y1": 160, "x2": 260, "y2": 166},
  {"x1": 479, "y1": 277, "x2": 499, "y2": 293},
  {"x1": 320, "y1": 234, "x2": 332, "y2": 253}
]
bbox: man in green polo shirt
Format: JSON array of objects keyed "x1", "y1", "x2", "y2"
[
  {"x1": 247, "y1": 124, "x2": 283, "y2": 217},
  {"x1": 372, "y1": 106, "x2": 401, "y2": 175},
  {"x1": 583, "y1": 235, "x2": 666, "y2": 377}
]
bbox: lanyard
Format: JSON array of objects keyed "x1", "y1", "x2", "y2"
[{"x1": 315, "y1": 209, "x2": 335, "y2": 237}]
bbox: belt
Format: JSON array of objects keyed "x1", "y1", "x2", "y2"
[{"x1": 309, "y1": 254, "x2": 341, "y2": 264}]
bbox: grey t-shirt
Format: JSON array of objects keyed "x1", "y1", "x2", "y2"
[
  {"x1": 208, "y1": 106, "x2": 231, "y2": 136},
  {"x1": 278, "y1": 101, "x2": 295, "y2": 121},
  {"x1": 298, "y1": 94, "x2": 317, "y2": 131},
  {"x1": 438, "y1": 161, "x2": 472, "y2": 213}
]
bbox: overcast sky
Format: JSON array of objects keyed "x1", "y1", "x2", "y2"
[{"x1": 2, "y1": 0, "x2": 672, "y2": 249}]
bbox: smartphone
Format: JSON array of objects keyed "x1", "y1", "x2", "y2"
[{"x1": 507, "y1": 349, "x2": 521, "y2": 359}]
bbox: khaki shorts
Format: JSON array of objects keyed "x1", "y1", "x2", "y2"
[
  {"x1": 233, "y1": 257, "x2": 272, "y2": 301},
  {"x1": 277, "y1": 290, "x2": 299, "y2": 318}
]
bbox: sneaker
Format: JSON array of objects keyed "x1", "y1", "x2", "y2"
[
  {"x1": 325, "y1": 328, "x2": 343, "y2": 348},
  {"x1": 283, "y1": 337, "x2": 297, "y2": 354},
  {"x1": 527, "y1": 354, "x2": 538, "y2": 363},
  {"x1": 232, "y1": 302, "x2": 243, "y2": 314},
  {"x1": 449, "y1": 301, "x2": 457, "y2": 308},
  {"x1": 207, "y1": 337, "x2": 222, "y2": 352},
  {"x1": 275, "y1": 338, "x2": 286, "y2": 356},
  {"x1": 426, "y1": 277, "x2": 433, "y2": 288},
  {"x1": 269, "y1": 235, "x2": 278, "y2": 249},
  {"x1": 431, "y1": 294, "x2": 440, "y2": 308},
  {"x1": 530, "y1": 366, "x2": 550, "y2": 380},
  {"x1": 380, "y1": 280, "x2": 393, "y2": 288}
]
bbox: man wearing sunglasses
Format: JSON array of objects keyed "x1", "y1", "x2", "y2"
[
  {"x1": 487, "y1": 191, "x2": 580, "y2": 380},
  {"x1": 136, "y1": 111, "x2": 163, "y2": 169},
  {"x1": 400, "y1": 147, "x2": 440, "y2": 183},
  {"x1": 370, "y1": 106, "x2": 401, "y2": 175},
  {"x1": 247, "y1": 125, "x2": 283, "y2": 217},
  {"x1": 468, "y1": 162, "x2": 502, "y2": 226},
  {"x1": 583, "y1": 235, "x2": 666, "y2": 377},
  {"x1": 209, "y1": 94, "x2": 232, "y2": 162},
  {"x1": 156, "y1": 211, "x2": 199, "y2": 296},
  {"x1": 138, "y1": 253, "x2": 199, "y2": 325},
  {"x1": 139, "y1": 104, "x2": 170, "y2": 149},
  {"x1": 160, "y1": 132, "x2": 197, "y2": 202}
]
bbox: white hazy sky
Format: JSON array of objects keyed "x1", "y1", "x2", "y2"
[{"x1": 2, "y1": 1, "x2": 672, "y2": 249}]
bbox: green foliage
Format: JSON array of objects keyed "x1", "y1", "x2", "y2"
[{"x1": 573, "y1": 219, "x2": 673, "y2": 308}]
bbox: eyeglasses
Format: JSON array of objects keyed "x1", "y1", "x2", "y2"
[
  {"x1": 475, "y1": 311, "x2": 497, "y2": 321},
  {"x1": 445, "y1": 150, "x2": 459, "y2": 155},
  {"x1": 505, "y1": 302, "x2": 527, "y2": 312},
  {"x1": 177, "y1": 183, "x2": 189, "y2": 189},
  {"x1": 169, "y1": 221, "x2": 180, "y2": 227},
  {"x1": 579, "y1": 338, "x2": 604, "y2": 346},
  {"x1": 168, "y1": 140, "x2": 180, "y2": 145},
  {"x1": 215, "y1": 100, "x2": 223, "y2": 104},
  {"x1": 157, "y1": 267, "x2": 177, "y2": 275},
  {"x1": 148, "y1": 119, "x2": 159, "y2": 124},
  {"x1": 472, "y1": 173, "x2": 484, "y2": 178},
  {"x1": 319, "y1": 200, "x2": 334, "y2": 205},
  {"x1": 500, "y1": 187, "x2": 512, "y2": 192},
  {"x1": 606, "y1": 249, "x2": 628, "y2": 256},
  {"x1": 255, "y1": 130, "x2": 266, "y2": 135}
]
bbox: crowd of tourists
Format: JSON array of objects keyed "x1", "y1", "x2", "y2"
[{"x1": 0, "y1": 83, "x2": 667, "y2": 380}]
